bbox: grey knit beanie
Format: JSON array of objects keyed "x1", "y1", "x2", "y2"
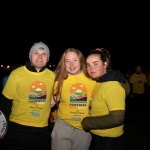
[{"x1": 29, "y1": 42, "x2": 50, "y2": 61}]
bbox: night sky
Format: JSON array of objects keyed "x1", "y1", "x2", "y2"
[{"x1": 1, "y1": 3, "x2": 149, "y2": 73}]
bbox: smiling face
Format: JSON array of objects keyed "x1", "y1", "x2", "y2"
[
  {"x1": 86, "y1": 54, "x2": 107, "y2": 80},
  {"x1": 64, "y1": 51, "x2": 81, "y2": 75},
  {"x1": 31, "y1": 50, "x2": 49, "y2": 71}
]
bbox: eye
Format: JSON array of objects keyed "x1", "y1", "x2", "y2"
[
  {"x1": 65, "y1": 60, "x2": 70, "y2": 63},
  {"x1": 86, "y1": 64, "x2": 90, "y2": 68},
  {"x1": 42, "y1": 53, "x2": 47, "y2": 55},
  {"x1": 93, "y1": 62, "x2": 98, "y2": 66},
  {"x1": 33, "y1": 52, "x2": 38, "y2": 54}
]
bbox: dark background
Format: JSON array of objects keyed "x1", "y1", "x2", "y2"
[
  {"x1": 1, "y1": 2, "x2": 150, "y2": 73},
  {"x1": 0, "y1": 3, "x2": 150, "y2": 149}
]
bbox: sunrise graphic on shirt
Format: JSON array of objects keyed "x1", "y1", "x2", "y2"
[
  {"x1": 70, "y1": 83, "x2": 87, "y2": 104},
  {"x1": 29, "y1": 81, "x2": 47, "y2": 102}
]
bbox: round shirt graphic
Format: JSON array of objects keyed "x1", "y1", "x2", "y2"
[{"x1": 29, "y1": 81, "x2": 47, "y2": 104}]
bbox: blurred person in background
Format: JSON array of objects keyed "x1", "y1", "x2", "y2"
[{"x1": 129, "y1": 65, "x2": 148, "y2": 120}]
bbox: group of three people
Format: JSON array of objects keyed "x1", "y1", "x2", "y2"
[{"x1": 0, "y1": 42, "x2": 128, "y2": 150}]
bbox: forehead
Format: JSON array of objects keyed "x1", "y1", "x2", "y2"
[
  {"x1": 65, "y1": 52, "x2": 78, "y2": 58},
  {"x1": 136, "y1": 66, "x2": 142, "y2": 69},
  {"x1": 86, "y1": 54, "x2": 100, "y2": 62}
]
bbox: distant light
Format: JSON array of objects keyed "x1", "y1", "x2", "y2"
[
  {"x1": 1, "y1": 65, "x2": 3, "y2": 67},
  {"x1": 7, "y1": 65, "x2": 10, "y2": 68},
  {"x1": 53, "y1": 64, "x2": 55, "y2": 66},
  {"x1": 49, "y1": 65, "x2": 51, "y2": 67}
]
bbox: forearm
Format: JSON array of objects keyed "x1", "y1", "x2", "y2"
[
  {"x1": 0, "y1": 94, "x2": 12, "y2": 122},
  {"x1": 81, "y1": 110, "x2": 125, "y2": 131}
]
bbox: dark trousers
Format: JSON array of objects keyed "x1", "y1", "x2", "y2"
[
  {"x1": 1, "y1": 130, "x2": 51, "y2": 150},
  {"x1": 133, "y1": 93, "x2": 145, "y2": 118},
  {"x1": 90, "y1": 133, "x2": 126, "y2": 150}
]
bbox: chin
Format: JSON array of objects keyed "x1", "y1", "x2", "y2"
[
  {"x1": 35, "y1": 64, "x2": 45, "y2": 68},
  {"x1": 69, "y1": 71, "x2": 80, "y2": 75},
  {"x1": 90, "y1": 75, "x2": 98, "y2": 80}
]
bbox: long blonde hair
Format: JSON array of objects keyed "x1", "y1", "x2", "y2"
[{"x1": 53, "y1": 48, "x2": 88, "y2": 102}]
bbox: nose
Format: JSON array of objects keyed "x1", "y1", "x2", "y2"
[
  {"x1": 90, "y1": 66, "x2": 94, "y2": 70},
  {"x1": 38, "y1": 54, "x2": 42, "y2": 58},
  {"x1": 70, "y1": 61, "x2": 74, "y2": 66}
]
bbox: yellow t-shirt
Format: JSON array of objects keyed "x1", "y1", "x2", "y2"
[
  {"x1": 90, "y1": 81, "x2": 125, "y2": 137},
  {"x1": 54, "y1": 72, "x2": 96, "y2": 130},
  {"x1": 130, "y1": 73, "x2": 147, "y2": 94},
  {"x1": 2, "y1": 66, "x2": 55, "y2": 127}
]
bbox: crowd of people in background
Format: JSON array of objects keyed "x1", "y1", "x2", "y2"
[{"x1": 0, "y1": 41, "x2": 150, "y2": 150}]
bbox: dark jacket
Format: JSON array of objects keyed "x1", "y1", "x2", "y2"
[{"x1": 98, "y1": 70, "x2": 130, "y2": 95}]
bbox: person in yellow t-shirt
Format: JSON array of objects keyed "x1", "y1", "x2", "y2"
[
  {"x1": 129, "y1": 65, "x2": 147, "y2": 119},
  {"x1": 51, "y1": 48, "x2": 96, "y2": 150},
  {"x1": 81, "y1": 48, "x2": 127, "y2": 150},
  {"x1": 0, "y1": 42, "x2": 55, "y2": 150}
]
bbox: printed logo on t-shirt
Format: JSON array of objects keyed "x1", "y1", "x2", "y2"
[
  {"x1": 29, "y1": 81, "x2": 47, "y2": 104},
  {"x1": 137, "y1": 77, "x2": 142, "y2": 84},
  {"x1": 70, "y1": 83, "x2": 87, "y2": 109}
]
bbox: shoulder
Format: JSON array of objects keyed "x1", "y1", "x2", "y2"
[
  {"x1": 45, "y1": 69, "x2": 56, "y2": 76},
  {"x1": 131, "y1": 73, "x2": 135, "y2": 76},
  {"x1": 103, "y1": 81, "x2": 125, "y2": 91},
  {"x1": 79, "y1": 72, "x2": 96, "y2": 82},
  {"x1": 119, "y1": 80, "x2": 130, "y2": 96},
  {"x1": 141, "y1": 73, "x2": 146, "y2": 77},
  {"x1": 130, "y1": 73, "x2": 136, "y2": 78},
  {"x1": 106, "y1": 82, "x2": 126, "y2": 96},
  {"x1": 8, "y1": 66, "x2": 23, "y2": 76}
]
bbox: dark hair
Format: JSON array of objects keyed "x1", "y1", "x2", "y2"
[{"x1": 86, "y1": 48, "x2": 112, "y2": 72}]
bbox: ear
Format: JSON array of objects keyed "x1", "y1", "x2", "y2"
[{"x1": 104, "y1": 62, "x2": 107, "y2": 69}]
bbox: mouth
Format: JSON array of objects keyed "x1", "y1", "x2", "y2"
[
  {"x1": 90, "y1": 72, "x2": 96, "y2": 75},
  {"x1": 36, "y1": 60, "x2": 43, "y2": 63},
  {"x1": 69, "y1": 67, "x2": 76, "y2": 71}
]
